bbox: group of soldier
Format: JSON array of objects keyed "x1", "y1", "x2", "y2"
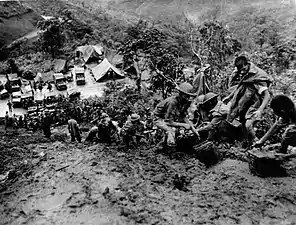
[
  {"x1": 61, "y1": 55, "x2": 296, "y2": 154},
  {"x1": 5, "y1": 55, "x2": 296, "y2": 155},
  {"x1": 152, "y1": 55, "x2": 296, "y2": 154}
]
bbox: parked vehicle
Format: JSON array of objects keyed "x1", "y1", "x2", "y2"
[
  {"x1": 28, "y1": 106, "x2": 38, "y2": 115},
  {"x1": 7, "y1": 73, "x2": 21, "y2": 92},
  {"x1": 73, "y1": 67, "x2": 86, "y2": 85},
  {"x1": 0, "y1": 89, "x2": 9, "y2": 99},
  {"x1": 21, "y1": 92, "x2": 34, "y2": 109},
  {"x1": 12, "y1": 91, "x2": 22, "y2": 108},
  {"x1": 44, "y1": 92, "x2": 57, "y2": 109},
  {"x1": 53, "y1": 73, "x2": 67, "y2": 91}
]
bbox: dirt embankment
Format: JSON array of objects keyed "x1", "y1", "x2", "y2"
[
  {"x1": 0, "y1": 1, "x2": 41, "y2": 47},
  {"x1": 1, "y1": 126, "x2": 296, "y2": 224}
]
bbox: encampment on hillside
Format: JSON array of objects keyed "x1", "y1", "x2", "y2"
[
  {"x1": 76, "y1": 44, "x2": 104, "y2": 64},
  {"x1": 91, "y1": 58, "x2": 125, "y2": 82}
]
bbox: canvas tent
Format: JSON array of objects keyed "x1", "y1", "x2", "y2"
[
  {"x1": 91, "y1": 58, "x2": 125, "y2": 82},
  {"x1": 53, "y1": 59, "x2": 67, "y2": 73},
  {"x1": 34, "y1": 73, "x2": 43, "y2": 83},
  {"x1": 76, "y1": 45, "x2": 104, "y2": 63},
  {"x1": 104, "y1": 47, "x2": 123, "y2": 67},
  {"x1": 34, "y1": 72, "x2": 53, "y2": 83}
]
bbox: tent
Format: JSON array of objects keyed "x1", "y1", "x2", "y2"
[
  {"x1": 104, "y1": 47, "x2": 123, "y2": 67},
  {"x1": 76, "y1": 45, "x2": 104, "y2": 63},
  {"x1": 34, "y1": 73, "x2": 43, "y2": 83},
  {"x1": 91, "y1": 58, "x2": 125, "y2": 82},
  {"x1": 34, "y1": 72, "x2": 53, "y2": 83},
  {"x1": 53, "y1": 59, "x2": 67, "y2": 73}
]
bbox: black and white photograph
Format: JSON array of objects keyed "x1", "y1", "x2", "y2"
[{"x1": 0, "y1": 0, "x2": 296, "y2": 224}]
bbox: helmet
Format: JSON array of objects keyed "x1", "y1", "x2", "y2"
[
  {"x1": 130, "y1": 113, "x2": 140, "y2": 122},
  {"x1": 195, "y1": 94, "x2": 205, "y2": 104},
  {"x1": 200, "y1": 92, "x2": 218, "y2": 111},
  {"x1": 203, "y1": 92, "x2": 218, "y2": 104},
  {"x1": 176, "y1": 82, "x2": 197, "y2": 96}
]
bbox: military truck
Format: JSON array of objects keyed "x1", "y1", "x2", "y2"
[
  {"x1": 7, "y1": 73, "x2": 21, "y2": 92},
  {"x1": 73, "y1": 67, "x2": 85, "y2": 85},
  {"x1": 11, "y1": 91, "x2": 22, "y2": 108},
  {"x1": 53, "y1": 73, "x2": 67, "y2": 91}
]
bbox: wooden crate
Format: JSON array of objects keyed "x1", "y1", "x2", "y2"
[{"x1": 247, "y1": 149, "x2": 287, "y2": 177}]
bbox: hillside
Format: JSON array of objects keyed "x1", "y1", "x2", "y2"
[
  {"x1": 66, "y1": 0, "x2": 296, "y2": 26},
  {"x1": 0, "y1": 1, "x2": 42, "y2": 48},
  {"x1": 15, "y1": 0, "x2": 296, "y2": 50}
]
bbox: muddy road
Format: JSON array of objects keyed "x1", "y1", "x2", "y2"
[{"x1": 1, "y1": 126, "x2": 296, "y2": 225}]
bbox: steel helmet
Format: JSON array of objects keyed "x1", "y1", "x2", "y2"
[
  {"x1": 130, "y1": 113, "x2": 140, "y2": 122},
  {"x1": 203, "y1": 92, "x2": 218, "y2": 105},
  {"x1": 176, "y1": 82, "x2": 197, "y2": 96},
  {"x1": 195, "y1": 94, "x2": 205, "y2": 104}
]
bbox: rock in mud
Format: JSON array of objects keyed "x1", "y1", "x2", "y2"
[{"x1": 151, "y1": 174, "x2": 165, "y2": 183}]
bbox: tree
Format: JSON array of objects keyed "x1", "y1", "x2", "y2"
[
  {"x1": 37, "y1": 18, "x2": 65, "y2": 58},
  {"x1": 119, "y1": 20, "x2": 184, "y2": 97},
  {"x1": 191, "y1": 21, "x2": 241, "y2": 93},
  {"x1": 7, "y1": 59, "x2": 19, "y2": 74}
]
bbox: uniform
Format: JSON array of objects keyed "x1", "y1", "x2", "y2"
[
  {"x1": 153, "y1": 95, "x2": 190, "y2": 146},
  {"x1": 227, "y1": 62, "x2": 272, "y2": 143},
  {"x1": 68, "y1": 119, "x2": 81, "y2": 142}
]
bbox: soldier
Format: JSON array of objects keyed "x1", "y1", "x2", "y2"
[
  {"x1": 224, "y1": 55, "x2": 272, "y2": 146},
  {"x1": 97, "y1": 113, "x2": 119, "y2": 144},
  {"x1": 4, "y1": 111, "x2": 9, "y2": 132},
  {"x1": 7, "y1": 100, "x2": 13, "y2": 113},
  {"x1": 12, "y1": 114, "x2": 17, "y2": 130},
  {"x1": 23, "y1": 114, "x2": 28, "y2": 129},
  {"x1": 255, "y1": 95, "x2": 296, "y2": 154},
  {"x1": 191, "y1": 92, "x2": 242, "y2": 142},
  {"x1": 68, "y1": 117, "x2": 81, "y2": 143},
  {"x1": 18, "y1": 115, "x2": 23, "y2": 128},
  {"x1": 153, "y1": 82, "x2": 199, "y2": 149},
  {"x1": 85, "y1": 125, "x2": 99, "y2": 142},
  {"x1": 38, "y1": 82, "x2": 43, "y2": 92},
  {"x1": 42, "y1": 110, "x2": 52, "y2": 138},
  {"x1": 120, "y1": 113, "x2": 145, "y2": 147}
]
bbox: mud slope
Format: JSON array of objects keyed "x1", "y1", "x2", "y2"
[
  {"x1": 1, "y1": 125, "x2": 296, "y2": 224},
  {"x1": 0, "y1": 1, "x2": 41, "y2": 47}
]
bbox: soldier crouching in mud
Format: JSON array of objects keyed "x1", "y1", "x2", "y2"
[
  {"x1": 68, "y1": 117, "x2": 81, "y2": 143},
  {"x1": 85, "y1": 125, "x2": 99, "y2": 143},
  {"x1": 189, "y1": 92, "x2": 243, "y2": 143},
  {"x1": 120, "y1": 113, "x2": 145, "y2": 149},
  {"x1": 153, "y1": 82, "x2": 200, "y2": 151},
  {"x1": 97, "y1": 113, "x2": 119, "y2": 144},
  {"x1": 254, "y1": 95, "x2": 296, "y2": 154}
]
